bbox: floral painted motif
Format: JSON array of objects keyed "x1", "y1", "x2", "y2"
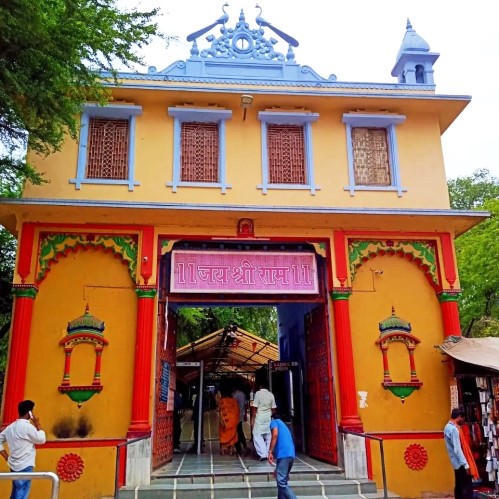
[
  {"x1": 37, "y1": 233, "x2": 137, "y2": 283},
  {"x1": 56, "y1": 453, "x2": 85, "y2": 481},
  {"x1": 404, "y1": 443, "x2": 428, "y2": 470},
  {"x1": 348, "y1": 239, "x2": 438, "y2": 287}
]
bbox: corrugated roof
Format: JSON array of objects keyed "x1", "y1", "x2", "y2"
[{"x1": 176, "y1": 327, "x2": 278, "y2": 382}]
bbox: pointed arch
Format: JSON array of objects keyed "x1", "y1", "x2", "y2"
[
  {"x1": 36, "y1": 233, "x2": 138, "y2": 285},
  {"x1": 348, "y1": 239, "x2": 439, "y2": 289}
]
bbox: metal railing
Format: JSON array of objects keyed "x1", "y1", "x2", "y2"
[
  {"x1": 114, "y1": 434, "x2": 150, "y2": 499},
  {"x1": 0, "y1": 471, "x2": 60, "y2": 499},
  {"x1": 340, "y1": 429, "x2": 388, "y2": 499}
]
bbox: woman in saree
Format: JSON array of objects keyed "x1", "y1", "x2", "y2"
[{"x1": 218, "y1": 384, "x2": 240, "y2": 455}]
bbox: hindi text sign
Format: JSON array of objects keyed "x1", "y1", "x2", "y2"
[{"x1": 171, "y1": 250, "x2": 318, "y2": 294}]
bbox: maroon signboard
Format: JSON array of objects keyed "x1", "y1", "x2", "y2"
[{"x1": 170, "y1": 250, "x2": 318, "y2": 294}]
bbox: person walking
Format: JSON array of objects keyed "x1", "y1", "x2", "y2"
[
  {"x1": 232, "y1": 385, "x2": 249, "y2": 456},
  {"x1": 251, "y1": 380, "x2": 276, "y2": 460},
  {"x1": 268, "y1": 412, "x2": 297, "y2": 499},
  {"x1": 0, "y1": 400, "x2": 46, "y2": 499},
  {"x1": 444, "y1": 407, "x2": 479, "y2": 499}
]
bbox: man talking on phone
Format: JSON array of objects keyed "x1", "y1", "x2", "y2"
[{"x1": 0, "y1": 400, "x2": 46, "y2": 499}]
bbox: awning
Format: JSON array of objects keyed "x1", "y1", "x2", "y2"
[
  {"x1": 176, "y1": 327, "x2": 278, "y2": 382},
  {"x1": 436, "y1": 335, "x2": 499, "y2": 373}
]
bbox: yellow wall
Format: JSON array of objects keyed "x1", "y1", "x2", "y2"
[
  {"x1": 0, "y1": 445, "x2": 117, "y2": 499},
  {"x1": 0, "y1": 250, "x2": 139, "y2": 498},
  {"x1": 369, "y1": 439, "x2": 454, "y2": 498},
  {"x1": 23, "y1": 89, "x2": 451, "y2": 210},
  {"x1": 25, "y1": 249, "x2": 136, "y2": 439},
  {"x1": 349, "y1": 256, "x2": 452, "y2": 496}
]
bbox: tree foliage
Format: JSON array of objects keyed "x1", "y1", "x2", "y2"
[
  {"x1": 448, "y1": 169, "x2": 499, "y2": 337},
  {"x1": 0, "y1": 0, "x2": 165, "y2": 183},
  {"x1": 177, "y1": 307, "x2": 278, "y2": 347},
  {"x1": 448, "y1": 168, "x2": 499, "y2": 210}
]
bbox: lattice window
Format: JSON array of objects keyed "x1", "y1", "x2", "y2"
[
  {"x1": 86, "y1": 118, "x2": 129, "y2": 180},
  {"x1": 181, "y1": 122, "x2": 219, "y2": 182},
  {"x1": 352, "y1": 127, "x2": 391, "y2": 186},
  {"x1": 267, "y1": 125, "x2": 306, "y2": 184}
]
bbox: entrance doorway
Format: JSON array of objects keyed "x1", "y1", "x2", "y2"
[{"x1": 152, "y1": 241, "x2": 338, "y2": 468}]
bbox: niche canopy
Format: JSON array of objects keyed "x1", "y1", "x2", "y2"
[
  {"x1": 58, "y1": 305, "x2": 109, "y2": 407},
  {"x1": 375, "y1": 307, "x2": 422, "y2": 401}
]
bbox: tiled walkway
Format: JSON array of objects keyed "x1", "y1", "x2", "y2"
[{"x1": 153, "y1": 410, "x2": 342, "y2": 479}]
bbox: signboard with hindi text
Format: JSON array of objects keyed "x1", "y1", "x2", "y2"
[{"x1": 170, "y1": 250, "x2": 318, "y2": 294}]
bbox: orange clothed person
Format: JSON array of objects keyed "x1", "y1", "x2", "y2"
[
  {"x1": 219, "y1": 397, "x2": 239, "y2": 449},
  {"x1": 458, "y1": 425, "x2": 479, "y2": 480}
]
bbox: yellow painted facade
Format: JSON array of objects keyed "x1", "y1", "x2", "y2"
[
  {"x1": 24, "y1": 89, "x2": 455, "y2": 211},
  {"x1": 0, "y1": 14, "x2": 490, "y2": 499}
]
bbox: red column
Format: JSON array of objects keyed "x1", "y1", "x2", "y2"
[
  {"x1": 61, "y1": 348, "x2": 72, "y2": 386},
  {"x1": 331, "y1": 289, "x2": 363, "y2": 431},
  {"x1": 2, "y1": 285, "x2": 38, "y2": 425},
  {"x1": 438, "y1": 292, "x2": 462, "y2": 337},
  {"x1": 408, "y1": 347, "x2": 419, "y2": 382},
  {"x1": 128, "y1": 286, "x2": 157, "y2": 438},
  {"x1": 93, "y1": 347, "x2": 103, "y2": 385},
  {"x1": 381, "y1": 346, "x2": 391, "y2": 382}
]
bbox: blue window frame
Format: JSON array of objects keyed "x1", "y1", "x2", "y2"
[
  {"x1": 70, "y1": 104, "x2": 142, "y2": 191},
  {"x1": 258, "y1": 111, "x2": 320, "y2": 195},
  {"x1": 342, "y1": 113, "x2": 407, "y2": 197},
  {"x1": 167, "y1": 107, "x2": 232, "y2": 193}
]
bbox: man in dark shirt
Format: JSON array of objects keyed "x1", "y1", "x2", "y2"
[{"x1": 268, "y1": 413, "x2": 297, "y2": 499}]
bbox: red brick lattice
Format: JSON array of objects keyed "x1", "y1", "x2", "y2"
[
  {"x1": 152, "y1": 305, "x2": 177, "y2": 468},
  {"x1": 181, "y1": 122, "x2": 219, "y2": 182},
  {"x1": 267, "y1": 124, "x2": 306, "y2": 184},
  {"x1": 86, "y1": 118, "x2": 129, "y2": 179},
  {"x1": 352, "y1": 127, "x2": 391, "y2": 186}
]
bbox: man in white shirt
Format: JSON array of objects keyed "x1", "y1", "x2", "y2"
[
  {"x1": 251, "y1": 381, "x2": 276, "y2": 461},
  {"x1": 0, "y1": 400, "x2": 46, "y2": 499}
]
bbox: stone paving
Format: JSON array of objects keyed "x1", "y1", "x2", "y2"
[{"x1": 154, "y1": 409, "x2": 342, "y2": 478}]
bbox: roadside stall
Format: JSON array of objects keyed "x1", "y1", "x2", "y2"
[{"x1": 437, "y1": 336, "x2": 499, "y2": 496}]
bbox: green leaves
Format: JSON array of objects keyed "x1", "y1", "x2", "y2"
[
  {"x1": 0, "y1": 0, "x2": 165, "y2": 185},
  {"x1": 177, "y1": 307, "x2": 278, "y2": 347},
  {"x1": 449, "y1": 170, "x2": 499, "y2": 337},
  {"x1": 448, "y1": 169, "x2": 499, "y2": 211}
]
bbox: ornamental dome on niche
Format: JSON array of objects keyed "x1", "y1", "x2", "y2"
[
  {"x1": 67, "y1": 305, "x2": 105, "y2": 336},
  {"x1": 379, "y1": 307, "x2": 411, "y2": 336}
]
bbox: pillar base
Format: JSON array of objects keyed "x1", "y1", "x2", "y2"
[
  {"x1": 127, "y1": 422, "x2": 151, "y2": 439},
  {"x1": 339, "y1": 417, "x2": 364, "y2": 433}
]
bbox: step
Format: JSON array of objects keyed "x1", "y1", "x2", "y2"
[
  {"x1": 222, "y1": 494, "x2": 399, "y2": 499},
  {"x1": 118, "y1": 478, "x2": 379, "y2": 498},
  {"x1": 152, "y1": 469, "x2": 345, "y2": 484}
]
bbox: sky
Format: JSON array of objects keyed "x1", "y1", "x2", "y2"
[{"x1": 129, "y1": 0, "x2": 499, "y2": 180}]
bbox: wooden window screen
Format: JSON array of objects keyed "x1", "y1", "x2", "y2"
[
  {"x1": 181, "y1": 122, "x2": 219, "y2": 182},
  {"x1": 267, "y1": 124, "x2": 306, "y2": 184},
  {"x1": 352, "y1": 127, "x2": 391, "y2": 185},
  {"x1": 86, "y1": 118, "x2": 129, "y2": 179}
]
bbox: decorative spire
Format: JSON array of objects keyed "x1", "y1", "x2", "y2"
[
  {"x1": 184, "y1": 4, "x2": 298, "y2": 61},
  {"x1": 391, "y1": 18, "x2": 439, "y2": 85},
  {"x1": 190, "y1": 39, "x2": 199, "y2": 57}
]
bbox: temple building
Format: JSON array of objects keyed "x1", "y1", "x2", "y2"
[{"x1": 0, "y1": 7, "x2": 488, "y2": 498}]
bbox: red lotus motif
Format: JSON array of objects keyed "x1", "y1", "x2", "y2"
[
  {"x1": 56, "y1": 453, "x2": 84, "y2": 482},
  {"x1": 404, "y1": 443, "x2": 428, "y2": 470}
]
